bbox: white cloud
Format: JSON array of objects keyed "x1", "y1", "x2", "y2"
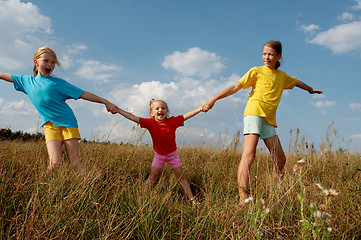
[
  {"x1": 350, "y1": 102, "x2": 361, "y2": 111},
  {"x1": 0, "y1": 0, "x2": 53, "y2": 70},
  {"x1": 313, "y1": 100, "x2": 336, "y2": 108},
  {"x1": 59, "y1": 44, "x2": 88, "y2": 69},
  {"x1": 352, "y1": 0, "x2": 361, "y2": 10},
  {"x1": 162, "y1": 47, "x2": 226, "y2": 79},
  {"x1": 0, "y1": 0, "x2": 52, "y2": 35},
  {"x1": 0, "y1": 98, "x2": 37, "y2": 116},
  {"x1": 0, "y1": 1, "x2": 110, "y2": 79},
  {"x1": 338, "y1": 12, "x2": 355, "y2": 21},
  {"x1": 308, "y1": 21, "x2": 361, "y2": 54},
  {"x1": 299, "y1": 24, "x2": 321, "y2": 34},
  {"x1": 0, "y1": 57, "x2": 24, "y2": 70},
  {"x1": 312, "y1": 94, "x2": 325, "y2": 99},
  {"x1": 107, "y1": 71, "x2": 246, "y2": 145},
  {"x1": 65, "y1": 44, "x2": 88, "y2": 54},
  {"x1": 0, "y1": 97, "x2": 39, "y2": 130},
  {"x1": 110, "y1": 80, "x2": 197, "y2": 117},
  {"x1": 75, "y1": 60, "x2": 122, "y2": 83},
  {"x1": 109, "y1": 73, "x2": 242, "y2": 118},
  {"x1": 350, "y1": 134, "x2": 361, "y2": 139}
]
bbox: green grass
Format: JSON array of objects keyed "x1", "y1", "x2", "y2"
[{"x1": 0, "y1": 136, "x2": 360, "y2": 239}]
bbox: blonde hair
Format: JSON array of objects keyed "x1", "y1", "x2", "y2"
[
  {"x1": 149, "y1": 99, "x2": 170, "y2": 117},
  {"x1": 33, "y1": 46, "x2": 61, "y2": 77}
]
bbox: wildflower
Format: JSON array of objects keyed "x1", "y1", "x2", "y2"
[
  {"x1": 315, "y1": 183, "x2": 339, "y2": 197},
  {"x1": 327, "y1": 189, "x2": 339, "y2": 196},
  {"x1": 293, "y1": 164, "x2": 301, "y2": 173},
  {"x1": 327, "y1": 227, "x2": 332, "y2": 232},
  {"x1": 315, "y1": 183, "x2": 325, "y2": 191},
  {"x1": 323, "y1": 189, "x2": 330, "y2": 196},
  {"x1": 293, "y1": 159, "x2": 306, "y2": 174},
  {"x1": 299, "y1": 219, "x2": 309, "y2": 224},
  {"x1": 265, "y1": 208, "x2": 270, "y2": 213},
  {"x1": 297, "y1": 158, "x2": 306, "y2": 165},
  {"x1": 313, "y1": 210, "x2": 323, "y2": 219},
  {"x1": 244, "y1": 196, "x2": 254, "y2": 204}
]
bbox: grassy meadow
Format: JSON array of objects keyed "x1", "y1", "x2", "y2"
[{"x1": 0, "y1": 128, "x2": 360, "y2": 239}]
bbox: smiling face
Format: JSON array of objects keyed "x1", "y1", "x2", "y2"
[
  {"x1": 34, "y1": 52, "x2": 57, "y2": 77},
  {"x1": 150, "y1": 100, "x2": 169, "y2": 122},
  {"x1": 262, "y1": 45, "x2": 282, "y2": 69}
]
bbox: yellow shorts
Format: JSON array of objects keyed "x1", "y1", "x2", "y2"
[{"x1": 43, "y1": 122, "x2": 81, "y2": 143}]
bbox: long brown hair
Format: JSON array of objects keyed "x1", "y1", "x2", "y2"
[
  {"x1": 264, "y1": 40, "x2": 282, "y2": 69},
  {"x1": 33, "y1": 46, "x2": 60, "y2": 77}
]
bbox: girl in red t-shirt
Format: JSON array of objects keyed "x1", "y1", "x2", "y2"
[{"x1": 116, "y1": 99, "x2": 202, "y2": 205}]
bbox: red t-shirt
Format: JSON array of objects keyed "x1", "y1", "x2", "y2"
[{"x1": 139, "y1": 115, "x2": 184, "y2": 155}]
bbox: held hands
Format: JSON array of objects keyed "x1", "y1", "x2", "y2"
[
  {"x1": 201, "y1": 97, "x2": 216, "y2": 112},
  {"x1": 104, "y1": 100, "x2": 118, "y2": 114}
]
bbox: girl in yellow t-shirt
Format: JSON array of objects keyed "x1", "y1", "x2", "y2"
[{"x1": 202, "y1": 40, "x2": 322, "y2": 204}]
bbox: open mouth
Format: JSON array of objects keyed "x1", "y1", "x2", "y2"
[
  {"x1": 158, "y1": 113, "x2": 164, "y2": 117},
  {"x1": 45, "y1": 68, "x2": 52, "y2": 74}
]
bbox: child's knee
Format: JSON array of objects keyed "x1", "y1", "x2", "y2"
[
  {"x1": 241, "y1": 152, "x2": 256, "y2": 166},
  {"x1": 148, "y1": 170, "x2": 161, "y2": 181},
  {"x1": 177, "y1": 173, "x2": 186, "y2": 181}
]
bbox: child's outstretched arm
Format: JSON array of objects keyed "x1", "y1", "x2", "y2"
[
  {"x1": 202, "y1": 81, "x2": 243, "y2": 112},
  {"x1": 296, "y1": 80, "x2": 323, "y2": 94},
  {"x1": 116, "y1": 107, "x2": 140, "y2": 124},
  {"x1": 79, "y1": 91, "x2": 118, "y2": 114},
  {"x1": 0, "y1": 72, "x2": 13, "y2": 83},
  {"x1": 183, "y1": 106, "x2": 202, "y2": 121}
]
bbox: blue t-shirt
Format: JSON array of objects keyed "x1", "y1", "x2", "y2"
[{"x1": 11, "y1": 74, "x2": 84, "y2": 128}]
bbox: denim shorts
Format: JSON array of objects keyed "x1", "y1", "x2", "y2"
[
  {"x1": 152, "y1": 150, "x2": 182, "y2": 169},
  {"x1": 43, "y1": 122, "x2": 81, "y2": 143},
  {"x1": 243, "y1": 115, "x2": 276, "y2": 139}
]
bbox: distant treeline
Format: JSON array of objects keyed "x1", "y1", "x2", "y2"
[
  {"x1": 0, "y1": 128, "x2": 129, "y2": 145},
  {"x1": 0, "y1": 128, "x2": 45, "y2": 142}
]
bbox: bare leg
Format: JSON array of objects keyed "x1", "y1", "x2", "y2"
[
  {"x1": 64, "y1": 138, "x2": 84, "y2": 172},
  {"x1": 173, "y1": 167, "x2": 196, "y2": 203},
  {"x1": 46, "y1": 139, "x2": 63, "y2": 171},
  {"x1": 145, "y1": 167, "x2": 162, "y2": 192},
  {"x1": 238, "y1": 134, "x2": 259, "y2": 202},
  {"x1": 263, "y1": 135, "x2": 286, "y2": 181}
]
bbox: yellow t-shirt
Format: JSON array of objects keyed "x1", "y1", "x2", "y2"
[{"x1": 239, "y1": 66, "x2": 298, "y2": 127}]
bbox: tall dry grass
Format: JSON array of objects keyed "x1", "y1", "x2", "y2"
[{"x1": 0, "y1": 128, "x2": 360, "y2": 239}]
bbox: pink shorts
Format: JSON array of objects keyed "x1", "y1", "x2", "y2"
[{"x1": 152, "y1": 150, "x2": 182, "y2": 169}]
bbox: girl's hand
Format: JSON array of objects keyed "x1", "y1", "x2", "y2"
[
  {"x1": 105, "y1": 101, "x2": 118, "y2": 114},
  {"x1": 309, "y1": 89, "x2": 323, "y2": 94},
  {"x1": 202, "y1": 81, "x2": 242, "y2": 112},
  {"x1": 202, "y1": 98, "x2": 216, "y2": 112}
]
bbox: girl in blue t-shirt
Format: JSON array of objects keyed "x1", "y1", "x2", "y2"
[{"x1": 0, "y1": 46, "x2": 118, "y2": 172}]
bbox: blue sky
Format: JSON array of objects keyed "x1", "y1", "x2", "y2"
[{"x1": 1, "y1": 0, "x2": 361, "y2": 152}]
